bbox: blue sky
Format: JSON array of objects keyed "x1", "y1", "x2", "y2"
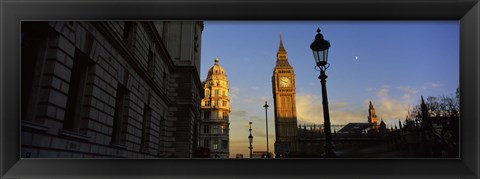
[{"x1": 199, "y1": 21, "x2": 459, "y2": 158}]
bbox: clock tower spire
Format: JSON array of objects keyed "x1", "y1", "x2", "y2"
[
  {"x1": 272, "y1": 35, "x2": 298, "y2": 157},
  {"x1": 368, "y1": 101, "x2": 379, "y2": 130}
]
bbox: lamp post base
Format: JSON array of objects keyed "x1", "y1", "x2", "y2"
[
  {"x1": 322, "y1": 142, "x2": 337, "y2": 158},
  {"x1": 322, "y1": 149, "x2": 337, "y2": 158}
]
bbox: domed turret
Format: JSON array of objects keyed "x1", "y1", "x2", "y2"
[{"x1": 207, "y1": 57, "x2": 226, "y2": 80}]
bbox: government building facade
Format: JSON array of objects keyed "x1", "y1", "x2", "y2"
[{"x1": 21, "y1": 21, "x2": 204, "y2": 158}]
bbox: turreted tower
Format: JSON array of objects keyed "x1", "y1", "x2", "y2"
[
  {"x1": 199, "y1": 58, "x2": 230, "y2": 158},
  {"x1": 368, "y1": 101, "x2": 379, "y2": 130}
]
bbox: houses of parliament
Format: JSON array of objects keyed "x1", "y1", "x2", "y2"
[{"x1": 271, "y1": 36, "x2": 458, "y2": 158}]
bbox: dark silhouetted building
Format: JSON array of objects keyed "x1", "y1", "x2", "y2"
[{"x1": 21, "y1": 21, "x2": 204, "y2": 158}]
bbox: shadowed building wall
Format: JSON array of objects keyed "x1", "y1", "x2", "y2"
[{"x1": 21, "y1": 21, "x2": 203, "y2": 158}]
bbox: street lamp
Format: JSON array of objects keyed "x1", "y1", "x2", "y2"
[
  {"x1": 415, "y1": 112, "x2": 421, "y2": 129},
  {"x1": 310, "y1": 27, "x2": 336, "y2": 157},
  {"x1": 263, "y1": 101, "x2": 270, "y2": 158},
  {"x1": 248, "y1": 121, "x2": 253, "y2": 158}
]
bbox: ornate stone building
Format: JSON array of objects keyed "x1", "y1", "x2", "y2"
[
  {"x1": 21, "y1": 21, "x2": 204, "y2": 158},
  {"x1": 368, "y1": 101, "x2": 379, "y2": 130},
  {"x1": 199, "y1": 58, "x2": 230, "y2": 158},
  {"x1": 271, "y1": 36, "x2": 298, "y2": 157},
  {"x1": 338, "y1": 101, "x2": 379, "y2": 134}
]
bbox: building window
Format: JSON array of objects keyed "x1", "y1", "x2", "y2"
[
  {"x1": 203, "y1": 111, "x2": 210, "y2": 120},
  {"x1": 21, "y1": 25, "x2": 50, "y2": 122},
  {"x1": 147, "y1": 49, "x2": 155, "y2": 77},
  {"x1": 223, "y1": 112, "x2": 228, "y2": 120},
  {"x1": 163, "y1": 71, "x2": 168, "y2": 89},
  {"x1": 214, "y1": 100, "x2": 218, "y2": 107},
  {"x1": 141, "y1": 104, "x2": 152, "y2": 152},
  {"x1": 222, "y1": 90, "x2": 225, "y2": 96},
  {"x1": 205, "y1": 89, "x2": 210, "y2": 97},
  {"x1": 64, "y1": 50, "x2": 94, "y2": 132},
  {"x1": 203, "y1": 125, "x2": 210, "y2": 134},
  {"x1": 214, "y1": 90, "x2": 219, "y2": 96},
  {"x1": 111, "y1": 82, "x2": 129, "y2": 145},
  {"x1": 205, "y1": 100, "x2": 210, "y2": 106},
  {"x1": 221, "y1": 126, "x2": 225, "y2": 134},
  {"x1": 158, "y1": 116, "x2": 167, "y2": 155},
  {"x1": 203, "y1": 139, "x2": 209, "y2": 147},
  {"x1": 213, "y1": 140, "x2": 219, "y2": 150},
  {"x1": 221, "y1": 140, "x2": 228, "y2": 150},
  {"x1": 213, "y1": 125, "x2": 219, "y2": 134}
]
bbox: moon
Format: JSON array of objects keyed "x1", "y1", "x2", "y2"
[{"x1": 355, "y1": 56, "x2": 359, "y2": 60}]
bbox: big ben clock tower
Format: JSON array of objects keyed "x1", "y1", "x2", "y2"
[{"x1": 272, "y1": 35, "x2": 298, "y2": 157}]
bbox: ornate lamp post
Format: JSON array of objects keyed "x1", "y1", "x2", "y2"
[
  {"x1": 248, "y1": 121, "x2": 253, "y2": 158},
  {"x1": 263, "y1": 101, "x2": 270, "y2": 158},
  {"x1": 310, "y1": 27, "x2": 336, "y2": 157}
]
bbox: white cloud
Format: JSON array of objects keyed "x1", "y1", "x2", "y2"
[
  {"x1": 397, "y1": 86, "x2": 419, "y2": 95},
  {"x1": 376, "y1": 87, "x2": 390, "y2": 98},
  {"x1": 420, "y1": 82, "x2": 442, "y2": 90},
  {"x1": 296, "y1": 85, "x2": 421, "y2": 128},
  {"x1": 431, "y1": 83, "x2": 441, "y2": 88},
  {"x1": 296, "y1": 93, "x2": 366, "y2": 125},
  {"x1": 373, "y1": 86, "x2": 413, "y2": 121}
]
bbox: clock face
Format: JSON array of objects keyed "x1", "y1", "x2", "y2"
[{"x1": 279, "y1": 77, "x2": 291, "y2": 88}]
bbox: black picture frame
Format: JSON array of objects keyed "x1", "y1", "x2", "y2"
[{"x1": 1, "y1": 0, "x2": 479, "y2": 178}]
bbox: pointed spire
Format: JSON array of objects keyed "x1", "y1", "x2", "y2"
[
  {"x1": 369, "y1": 100, "x2": 373, "y2": 107},
  {"x1": 420, "y1": 95, "x2": 428, "y2": 117},
  {"x1": 278, "y1": 33, "x2": 286, "y2": 53},
  {"x1": 406, "y1": 109, "x2": 411, "y2": 121}
]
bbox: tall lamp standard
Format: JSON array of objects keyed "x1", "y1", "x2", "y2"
[
  {"x1": 248, "y1": 122, "x2": 253, "y2": 158},
  {"x1": 310, "y1": 27, "x2": 336, "y2": 157},
  {"x1": 263, "y1": 101, "x2": 270, "y2": 158}
]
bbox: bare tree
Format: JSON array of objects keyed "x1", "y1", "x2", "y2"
[
  {"x1": 407, "y1": 90, "x2": 459, "y2": 157},
  {"x1": 439, "y1": 94, "x2": 459, "y2": 118},
  {"x1": 426, "y1": 96, "x2": 440, "y2": 117}
]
